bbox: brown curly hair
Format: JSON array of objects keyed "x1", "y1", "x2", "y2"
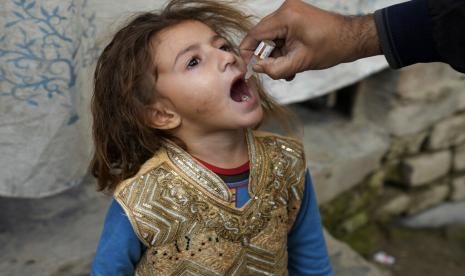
[{"x1": 90, "y1": 0, "x2": 293, "y2": 193}]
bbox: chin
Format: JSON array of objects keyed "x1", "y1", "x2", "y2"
[{"x1": 242, "y1": 108, "x2": 264, "y2": 128}]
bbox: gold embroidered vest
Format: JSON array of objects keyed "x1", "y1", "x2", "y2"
[{"x1": 114, "y1": 130, "x2": 306, "y2": 275}]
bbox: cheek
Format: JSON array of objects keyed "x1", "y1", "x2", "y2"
[
  {"x1": 156, "y1": 74, "x2": 198, "y2": 103},
  {"x1": 156, "y1": 71, "x2": 224, "y2": 115},
  {"x1": 193, "y1": 92, "x2": 218, "y2": 115},
  {"x1": 190, "y1": 76, "x2": 223, "y2": 114}
]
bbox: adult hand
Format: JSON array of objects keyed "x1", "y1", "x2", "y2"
[{"x1": 240, "y1": 0, "x2": 381, "y2": 80}]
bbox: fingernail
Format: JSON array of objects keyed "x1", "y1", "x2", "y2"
[{"x1": 253, "y1": 64, "x2": 263, "y2": 72}]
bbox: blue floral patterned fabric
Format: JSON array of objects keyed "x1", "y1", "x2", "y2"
[
  {"x1": 0, "y1": 0, "x2": 97, "y2": 197},
  {"x1": 0, "y1": 0, "x2": 402, "y2": 197}
]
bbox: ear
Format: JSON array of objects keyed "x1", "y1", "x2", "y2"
[{"x1": 146, "y1": 101, "x2": 181, "y2": 130}]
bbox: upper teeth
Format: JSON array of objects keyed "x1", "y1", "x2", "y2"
[{"x1": 241, "y1": 95, "x2": 250, "y2": 101}]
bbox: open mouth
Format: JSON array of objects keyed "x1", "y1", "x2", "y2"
[{"x1": 230, "y1": 78, "x2": 252, "y2": 102}]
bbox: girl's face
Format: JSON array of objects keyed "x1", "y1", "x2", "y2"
[{"x1": 152, "y1": 20, "x2": 263, "y2": 134}]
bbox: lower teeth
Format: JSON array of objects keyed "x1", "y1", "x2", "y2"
[{"x1": 241, "y1": 95, "x2": 250, "y2": 101}]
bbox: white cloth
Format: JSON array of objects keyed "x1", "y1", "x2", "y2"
[
  {"x1": 0, "y1": 0, "x2": 97, "y2": 197},
  {"x1": 0, "y1": 0, "x2": 401, "y2": 197}
]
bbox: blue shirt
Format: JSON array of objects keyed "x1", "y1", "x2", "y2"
[{"x1": 91, "y1": 171, "x2": 333, "y2": 275}]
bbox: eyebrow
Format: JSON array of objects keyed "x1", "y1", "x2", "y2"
[{"x1": 173, "y1": 34, "x2": 224, "y2": 68}]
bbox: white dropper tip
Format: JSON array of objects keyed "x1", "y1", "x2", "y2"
[
  {"x1": 245, "y1": 55, "x2": 257, "y2": 81},
  {"x1": 245, "y1": 69, "x2": 253, "y2": 80}
]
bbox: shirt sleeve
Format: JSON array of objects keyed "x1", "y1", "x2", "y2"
[
  {"x1": 427, "y1": 0, "x2": 465, "y2": 73},
  {"x1": 374, "y1": 0, "x2": 465, "y2": 73},
  {"x1": 90, "y1": 199, "x2": 146, "y2": 276},
  {"x1": 287, "y1": 171, "x2": 333, "y2": 276}
]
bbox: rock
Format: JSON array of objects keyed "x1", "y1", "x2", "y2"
[
  {"x1": 342, "y1": 212, "x2": 369, "y2": 233},
  {"x1": 451, "y1": 176, "x2": 465, "y2": 201},
  {"x1": 458, "y1": 86, "x2": 465, "y2": 111},
  {"x1": 384, "y1": 131, "x2": 428, "y2": 160},
  {"x1": 401, "y1": 151, "x2": 451, "y2": 186},
  {"x1": 367, "y1": 170, "x2": 386, "y2": 191},
  {"x1": 393, "y1": 63, "x2": 464, "y2": 101},
  {"x1": 320, "y1": 172, "x2": 384, "y2": 234},
  {"x1": 401, "y1": 201, "x2": 465, "y2": 228},
  {"x1": 295, "y1": 106, "x2": 390, "y2": 204},
  {"x1": 454, "y1": 144, "x2": 465, "y2": 172},
  {"x1": 428, "y1": 114, "x2": 465, "y2": 150},
  {"x1": 325, "y1": 230, "x2": 391, "y2": 276},
  {"x1": 383, "y1": 160, "x2": 403, "y2": 183},
  {"x1": 321, "y1": 188, "x2": 371, "y2": 229},
  {"x1": 354, "y1": 67, "x2": 465, "y2": 137},
  {"x1": 376, "y1": 190, "x2": 411, "y2": 220},
  {"x1": 407, "y1": 183, "x2": 449, "y2": 215},
  {"x1": 384, "y1": 96, "x2": 462, "y2": 136}
]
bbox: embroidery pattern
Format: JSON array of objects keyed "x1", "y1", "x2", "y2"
[{"x1": 116, "y1": 132, "x2": 305, "y2": 275}]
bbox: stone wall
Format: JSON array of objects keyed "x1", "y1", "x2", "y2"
[
  {"x1": 355, "y1": 63, "x2": 465, "y2": 215},
  {"x1": 298, "y1": 63, "x2": 465, "y2": 255}
]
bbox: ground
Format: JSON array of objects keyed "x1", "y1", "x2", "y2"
[
  {"x1": 380, "y1": 224, "x2": 465, "y2": 276},
  {"x1": 2, "y1": 174, "x2": 462, "y2": 276}
]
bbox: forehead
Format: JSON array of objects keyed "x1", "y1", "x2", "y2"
[{"x1": 152, "y1": 20, "x2": 217, "y2": 68}]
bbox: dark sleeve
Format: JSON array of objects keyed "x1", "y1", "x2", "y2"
[
  {"x1": 428, "y1": 0, "x2": 465, "y2": 72},
  {"x1": 287, "y1": 171, "x2": 333, "y2": 276},
  {"x1": 90, "y1": 199, "x2": 147, "y2": 276},
  {"x1": 374, "y1": 0, "x2": 465, "y2": 73}
]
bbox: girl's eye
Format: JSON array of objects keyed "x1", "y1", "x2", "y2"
[
  {"x1": 220, "y1": 44, "x2": 232, "y2": 52},
  {"x1": 187, "y1": 57, "x2": 200, "y2": 69}
]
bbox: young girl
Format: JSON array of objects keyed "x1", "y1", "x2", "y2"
[{"x1": 90, "y1": 0, "x2": 332, "y2": 275}]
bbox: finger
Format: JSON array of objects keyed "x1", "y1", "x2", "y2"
[
  {"x1": 240, "y1": 23, "x2": 286, "y2": 52},
  {"x1": 239, "y1": 36, "x2": 260, "y2": 61},
  {"x1": 285, "y1": 74, "x2": 296, "y2": 81},
  {"x1": 253, "y1": 55, "x2": 296, "y2": 80},
  {"x1": 239, "y1": 49, "x2": 254, "y2": 63},
  {"x1": 239, "y1": 15, "x2": 287, "y2": 57}
]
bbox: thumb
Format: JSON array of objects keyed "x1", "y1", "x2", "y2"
[{"x1": 254, "y1": 55, "x2": 295, "y2": 80}]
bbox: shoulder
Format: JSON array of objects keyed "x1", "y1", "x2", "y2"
[
  {"x1": 253, "y1": 131, "x2": 308, "y2": 229},
  {"x1": 253, "y1": 130, "x2": 305, "y2": 160},
  {"x1": 253, "y1": 130, "x2": 306, "y2": 183},
  {"x1": 112, "y1": 147, "x2": 172, "y2": 247},
  {"x1": 114, "y1": 147, "x2": 168, "y2": 196}
]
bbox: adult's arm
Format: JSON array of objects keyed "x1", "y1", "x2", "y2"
[
  {"x1": 239, "y1": 0, "x2": 380, "y2": 80},
  {"x1": 375, "y1": 0, "x2": 465, "y2": 73},
  {"x1": 240, "y1": 0, "x2": 465, "y2": 80},
  {"x1": 90, "y1": 199, "x2": 146, "y2": 276},
  {"x1": 287, "y1": 171, "x2": 333, "y2": 275}
]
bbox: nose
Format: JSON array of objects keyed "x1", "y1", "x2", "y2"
[{"x1": 218, "y1": 48, "x2": 236, "y2": 72}]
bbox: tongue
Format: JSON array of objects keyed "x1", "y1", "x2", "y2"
[{"x1": 230, "y1": 79, "x2": 250, "y2": 102}]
